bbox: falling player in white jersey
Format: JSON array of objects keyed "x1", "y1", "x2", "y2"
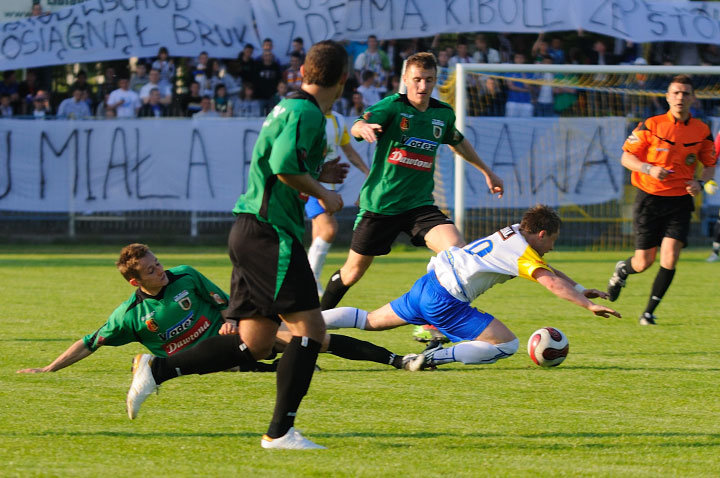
[
  {"x1": 322, "y1": 205, "x2": 621, "y2": 370},
  {"x1": 306, "y1": 110, "x2": 370, "y2": 295}
]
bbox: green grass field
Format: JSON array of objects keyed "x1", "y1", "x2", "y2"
[{"x1": 1, "y1": 245, "x2": 719, "y2": 477}]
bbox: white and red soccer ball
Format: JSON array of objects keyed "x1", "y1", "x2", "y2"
[{"x1": 527, "y1": 327, "x2": 569, "y2": 367}]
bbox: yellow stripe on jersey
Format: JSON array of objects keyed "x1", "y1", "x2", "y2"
[{"x1": 516, "y1": 245, "x2": 553, "y2": 281}]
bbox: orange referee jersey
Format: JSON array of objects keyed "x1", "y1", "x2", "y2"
[{"x1": 623, "y1": 111, "x2": 716, "y2": 196}]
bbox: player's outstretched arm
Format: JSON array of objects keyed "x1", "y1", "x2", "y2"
[
  {"x1": 448, "y1": 139, "x2": 504, "y2": 198},
  {"x1": 277, "y1": 173, "x2": 344, "y2": 214},
  {"x1": 350, "y1": 120, "x2": 383, "y2": 143},
  {"x1": 16, "y1": 339, "x2": 94, "y2": 373},
  {"x1": 547, "y1": 265, "x2": 609, "y2": 300},
  {"x1": 534, "y1": 268, "x2": 621, "y2": 318}
]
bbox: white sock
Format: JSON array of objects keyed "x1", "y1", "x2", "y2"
[
  {"x1": 307, "y1": 237, "x2": 332, "y2": 282},
  {"x1": 431, "y1": 339, "x2": 519, "y2": 365},
  {"x1": 322, "y1": 307, "x2": 368, "y2": 330}
]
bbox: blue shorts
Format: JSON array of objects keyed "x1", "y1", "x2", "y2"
[
  {"x1": 304, "y1": 196, "x2": 326, "y2": 220},
  {"x1": 390, "y1": 272, "x2": 494, "y2": 342}
]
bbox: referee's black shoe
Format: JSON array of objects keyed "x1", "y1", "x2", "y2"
[{"x1": 607, "y1": 261, "x2": 627, "y2": 302}]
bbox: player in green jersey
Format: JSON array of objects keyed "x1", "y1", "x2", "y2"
[
  {"x1": 16, "y1": 243, "x2": 251, "y2": 373},
  {"x1": 320, "y1": 52, "x2": 504, "y2": 311},
  {"x1": 131, "y1": 41, "x2": 350, "y2": 450}
]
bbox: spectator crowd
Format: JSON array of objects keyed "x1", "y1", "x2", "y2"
[{"x1": 3, "y1": 3, "x2": 720, "y2": 121}]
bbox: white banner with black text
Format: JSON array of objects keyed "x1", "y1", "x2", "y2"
[
  {"x1": 5, "y1": 0, "x2": 720, "y2": 70},
  {"x1": 0, "y1": 116, "x2": 633, "y2": 213}
]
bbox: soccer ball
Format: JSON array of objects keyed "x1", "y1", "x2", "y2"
[{"x1": 527, "y1": 327, "x2": 569, "y2": 367}]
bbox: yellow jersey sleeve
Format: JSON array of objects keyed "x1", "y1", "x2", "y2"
[
  {"x1": 516, "y1": 245, "x2": 553, "y2": 281},
  {"x1": 339, "y1": 124, "x2": 351, "y2": 147}
]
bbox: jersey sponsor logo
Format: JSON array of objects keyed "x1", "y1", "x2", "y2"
[
  {"x1": 145, "y1": 318, "x2": 159, "y2": 332},
  {"x1": 498, "y1": 226, "x2": 516, "y2": 240},
  {"x1": 433, "y1": 125, "x2": 443, "y2": 139},
  {"x1": 400, "y1": 112, "x2": 414, "y2": 118},
  {"x1": 432, "y1": 119, "x2": 445, "y2": 127},
  {"x1": 159, "y1": 311, "x2": 195, "y2": 341},
  {"x1": 387, "y1": 148, "x2": 434, "y2": 171},
  {"x1": 163, "y1": 315, "x2": 212, "y2": 355},
  {"x1": 685, "y1": 153, "x2": 697, "y2": 165},
  {"x1": 173, "y1": 290, "x2": 192, "y2": 311},
  {"x1": 399, "y1": 117, "x2": 409, "y2": 131},
  {"x1": 401, "y1": 136, "x2": 439, "y2": 152},
  {"x1": 210, "y1": 292, "x2": 226, "y2": 305}
]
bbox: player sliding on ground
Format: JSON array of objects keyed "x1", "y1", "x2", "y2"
[
  {"x1": 322, "y1": 205, "x2": 621, "y2": 370},
  {"x1": 17, "y1": 243, "x2": 418, "y2": 413}
]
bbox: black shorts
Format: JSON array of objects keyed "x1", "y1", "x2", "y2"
[
  {"x1": 350, "y1": 205, "x2": 454, "y2": 256},
  {"x1": 225, "y1": 214, "x2": 319, "y2": 322},
  {"x1": 633, "y1": 190, "x2": 694, "y2": 249}
]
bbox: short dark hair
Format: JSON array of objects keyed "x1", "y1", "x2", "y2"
[
  {"x1": 520, "y1": 205, "x2": 562, "y2": 235},
  {"x1": 405, "y1": 52, "x2": 437, "y2": 72},
  {"x1": 361, "y1": 69, "x2": 375, "y2": 82},
  {"x1": 669, "y1": 74, "x2": 694, "y2": 92},
  {"x1": 116, "y1": 243, "x2": 150, "y2": 281},
  {"x1": 303, "y1": 40, "x2": 348, "y2": 87},
  {"x1": 293, "y1": 37, "x2": 304, "y2": 44},
  {"x1": 290, "y1": 51, "x2": 302, "y2": 60}
]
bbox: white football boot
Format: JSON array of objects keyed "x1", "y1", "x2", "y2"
[
  {"x1": 261, "y1": 427, "x2": 326, "y2": 450},
  {"x1": 126, "y1": 354, "x2": 158, "y2": 419}
]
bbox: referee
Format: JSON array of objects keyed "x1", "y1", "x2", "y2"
[{"x1": 607, "y1": 74, "x2": 716, "y2": 325}]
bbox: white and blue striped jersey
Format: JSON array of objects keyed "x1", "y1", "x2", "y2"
[{"x1": 428, "y1": 224, "x2": 553, "y2": 302}]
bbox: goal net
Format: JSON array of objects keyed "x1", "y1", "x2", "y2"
[{"x1": 439, "y1": 64, "x2": 720, "y2": 249}]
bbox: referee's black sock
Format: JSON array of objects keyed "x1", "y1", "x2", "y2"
[
  {"x1": 643, "y1": 266, "x2": 675, "y2": 316},
  {"x1": 320, "y1": 269, "x2": 351, "y2": 310},
  {"x1": 150, "y1": 334, "x2": 256, "y2": 385},
  {"x1": 618, "y1": 256, "x2": 639, "y2": 279},
  {"x1": 266, "y1": 335, "x2": 321, "y2": 439},
  {"x1": 326, "y1": 334, "x2": 401, "y2": 368}
]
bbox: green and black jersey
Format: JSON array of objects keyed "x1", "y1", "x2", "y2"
[
  {"x1": 355, "y1": 93, "x2": 464, "y2": 215},
  {"x1": 233, "y1": 90, "x2": 327, "y2": 241},
  {"x1": 82, "y1": 266, "x2": 227, "y2": 357}
]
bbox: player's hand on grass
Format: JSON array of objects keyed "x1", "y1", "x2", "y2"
[
  {"x1": 219, "y1": 322, "x2": 238, "y2": 335},
  {"x1": 319, "y1": 190, "x2": 343, "y2": 214},
  {"x1": 583, "y1": 288, "x2": 609, "y2": 300},
  {"x1": 16, "y1": 367, "x2": 49, "y2": 373},
  {"x1": 589, "y1": 303, "x2": 622, "y2": 318},
  {"x1": 318, "y1": 157, "x2": 350, "y2": 184},
  {"x1": 356, "y1": 122, "x2": 382, "y2": 143},
  {"x1": 485, "y1": 171, "x2": 504, "y2": 198}
]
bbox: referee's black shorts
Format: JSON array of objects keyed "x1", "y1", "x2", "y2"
[
  {"x1": 225, "y1": 214, "x2": 319, "y2": 323},
  {"x1": 350, "y1": 205, "x2": 454, "y2": 256},
  {"x1": 633, "y1": 190, "x2": 694, "y2": 249}
]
